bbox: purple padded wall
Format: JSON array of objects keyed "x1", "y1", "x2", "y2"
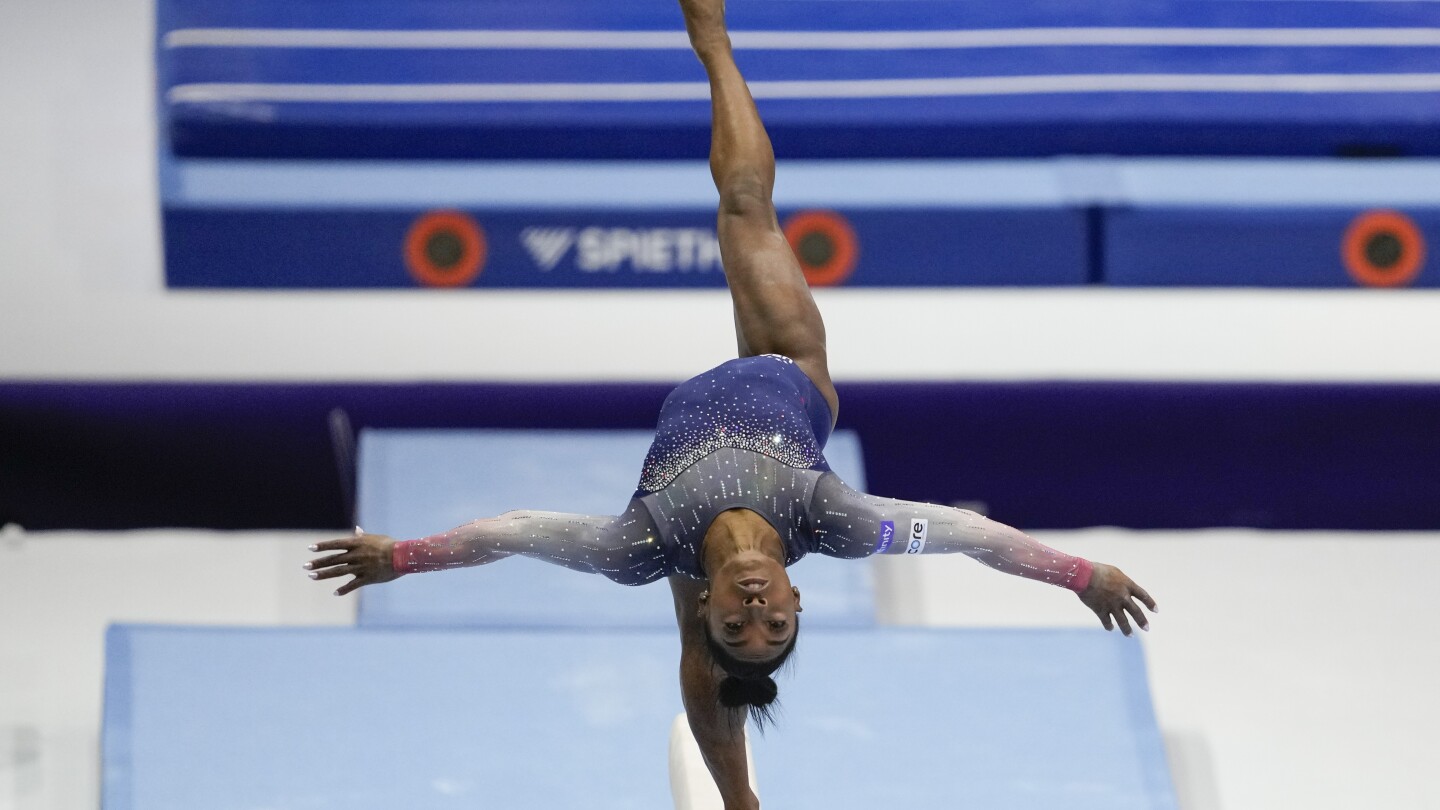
[{"x1": 4, "y1": 381, "x2": 1439, "y2": 531}]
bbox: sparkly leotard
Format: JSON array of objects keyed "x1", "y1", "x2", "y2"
[{"x1": 393, "y1": 355, "x2": 1093, "y2": 593}]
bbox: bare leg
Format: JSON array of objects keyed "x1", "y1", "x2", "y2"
[{"x1": 680, "y1": 0, "x2": 839, "y2": 425}]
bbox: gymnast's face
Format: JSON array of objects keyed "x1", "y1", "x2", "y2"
[{"x1": 701, "y1": 563, "x2": 802, "y2": 662}]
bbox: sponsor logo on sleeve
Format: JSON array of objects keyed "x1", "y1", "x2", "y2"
[
  {"x1": 904, "y1": 518, "x2": 928, "y2": 554},
  {"x1": 874, "y1": 520, "x2": 895, "y2": 554}
]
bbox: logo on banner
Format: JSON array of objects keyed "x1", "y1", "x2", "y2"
[
  {"x1": 875, "y1": 520, "x2": 896, "y2": 554},
  {"x1": 904, "y1": 518, "x2": 928, "y2": 554},
  {"x1": 520, "y1": 225, "x2": 722, "y2": 274},
  {"x1": 576, "y1": 227, "x2": 721, "y2": 273},
  {"x1": 1341, "y1": 210, "x2": 1426, "y2": 288},
  {"x1": 404, "y1": 211, "x2": 487, "y2": 288},
  {"x1": 783, "y1": 210, "x2": 859, "y2": 287},
  {"x1": 521, "y1": 228, "x2": 577, "y2": 271}
]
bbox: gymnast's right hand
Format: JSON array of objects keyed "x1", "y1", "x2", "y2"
[{"x1": 305, "y1": 529, "x2": 402, "y2": 596}]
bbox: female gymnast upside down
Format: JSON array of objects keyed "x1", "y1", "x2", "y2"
[{"x1": 307, "y1": 0, "x2": 1156, "y2": 806}]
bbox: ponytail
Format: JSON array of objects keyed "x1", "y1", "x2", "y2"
[
  {"x1": 703, "y1": 617, "x2": 799, "y2": 731},
  {"x1": 718, "y1": 675, "x2": 779, "y2": 723}
]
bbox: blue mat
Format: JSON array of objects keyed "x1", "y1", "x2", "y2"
[
  {"x1": 157, "y1": 0, "x2": 1440, "y2": 159},
  {"x1": 102, "y1": 625, "x2": 1176, "y2": 810},
  {"x1": 356, "y1": 429, "x2": 876, "y2": 628},
  {"x1": 1106, "y1": 205, "x2": 1439, "y2": 287}
]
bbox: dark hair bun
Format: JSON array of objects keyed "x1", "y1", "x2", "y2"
[{"x1": 718, "y1": 675, "x2": 778, "y2": 708}]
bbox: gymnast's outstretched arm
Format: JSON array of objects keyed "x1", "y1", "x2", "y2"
[
  {"x1": 670, "y1": 576, "x2": 760, "y2": 810},
  {"x1": 807, "y1": 475, "x2": 1159, "y2": 634},
  {"x1": 305, "y1": 502, "x2": 661, "y2": 595}
]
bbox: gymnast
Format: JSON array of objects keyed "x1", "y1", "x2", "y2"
[{"x1": 306, "y1": 0, "x2": 1156, "y2": 806}]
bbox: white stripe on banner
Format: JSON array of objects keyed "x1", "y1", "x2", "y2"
[
  {"x1": 167, "y1": 73, "x2": 1440, "y2": 104},
  {"x1": 162, "y1": 27, "x2": 1440, "y2": 50}
]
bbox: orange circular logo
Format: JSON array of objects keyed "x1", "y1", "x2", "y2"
[
  {"x1": 1342, "y1": 210, "x2": 1425, "y2": 288},
  {"x1": 783, "y1": 210, "x2": 858, "y2": 287},
  {"x1": 404, "y1": 211, "x2": 487, "y2": 288}
]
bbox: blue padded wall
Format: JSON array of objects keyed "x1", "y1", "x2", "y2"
[
  {"x1": 161, "y1": 205, "x2": 1089, "y2": 288},
  {"x1": 7, "y1": 381, "x2": 1440, "y2": 531},
  {"x1": 156, "y1": 0, "x2": 1440, "y2": 289},
  {"x1": 1106, "y1": 207, "x2": 1437, "y2": 287},
  {"x1": 157, "y1": 0, "x2": 1440, "y2": 159},
  {"x1": 158, "y1": 159, "x2": 1440, "y2": 289}
]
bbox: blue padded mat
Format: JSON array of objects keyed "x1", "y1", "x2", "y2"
[
  {"x1": 1106, "y1": 206, "x2": 1439, "y2": 287},
  {"x1": 161, "y1": 206, "x2": 1089, "y2": 289},
  {"x1": 102, "y1": 625, "x2": 1176, "y2": 810},
  {"x1": 157, "y1": 0, "x2": 1440, "y2": 159},
  {"x1": 356, "y1": 429, "x2": 876, "y2": 628},
  {"x1": 159, "y1": 156, "x2": 1440, "y2": 290}
]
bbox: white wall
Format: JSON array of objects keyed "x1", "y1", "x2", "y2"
[{"x1": 2, "y1": 0, "x2": 1438, "y2": 385}]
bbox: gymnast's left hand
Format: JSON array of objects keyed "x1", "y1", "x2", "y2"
[
  {"x1": 304, "y1": 529, "x2": 401, "y2": 596},
  {"x1": 1078, "y1": 563, "x2": 1157, "y2": 636}
]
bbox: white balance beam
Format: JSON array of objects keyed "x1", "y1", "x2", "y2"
[{"x1": 669, "y1": 712, "x2": 758, "y2": 810}]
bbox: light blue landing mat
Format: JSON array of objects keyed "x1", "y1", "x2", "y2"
[
  {"x1": 355, "y1": 429, "x2": 875, "y2": 628},
  {"x1": 102, "y1": 626, "x2": 1176, "y2": 810}
]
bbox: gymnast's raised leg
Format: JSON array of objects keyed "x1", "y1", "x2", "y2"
[
  {"x1": 663, "y1": 4, "x2": 842, "y2": 808},
  {"x1": 682, "y1": 0, "x2": 840, "y2": 426}
]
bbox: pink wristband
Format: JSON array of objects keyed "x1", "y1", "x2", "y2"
[
  {"x1": 1067, "y1": 558, "x2": 1095, "y2": 593},
  {"x1": 391, "y1": 540, "x2": 412, "y2": 574}
]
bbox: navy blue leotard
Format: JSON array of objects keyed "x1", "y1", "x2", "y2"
[{"x1": 393, "y1": 355, "x2": 1094, "y2": 593}]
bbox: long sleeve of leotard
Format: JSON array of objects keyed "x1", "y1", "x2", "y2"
[
  {"x1": 390, "y1": 500, "x2": 665, "y2": 585},
  {"x1": 806, "y1": 474, "x2": 1093, "y2": 592}
]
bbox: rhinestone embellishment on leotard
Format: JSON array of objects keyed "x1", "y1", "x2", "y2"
[{"x1": 636, "y1": 356, "x2": 826, "y2": 493}]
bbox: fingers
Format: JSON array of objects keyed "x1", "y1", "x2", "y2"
[
  {"x1": 1096, "y1": 601, "x2": 1154, "y2": 636},
  {"x1": 1123, "y1": 596, "x2": 1150, "y2": 632},
  {"x1": 309, "y1": 563, "x2": 358, "y2": 581},
  {"x1": 306, "y1": 535, "x2": 379, "y2": 595},
  {"x1": 335, "y1": 575, "x2": 369, "y2": 596},
  {"x1": 1133, "y1": 583, "x2": 1158, "y2": 613},
  {"x1": 1084, "y1": 569, "x2": 1157, "y2": 635},
  {"x1": 1113, "y1": 605, "x2": 1134, "y2": 636},
  {"x1": 304, "y1": 553, "x2": 351, "y2": 571},
  {"x1": 1094, "y1": 605, "x2": 1114, "y2": 632}
]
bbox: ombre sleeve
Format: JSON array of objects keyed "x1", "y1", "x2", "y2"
[
  {"x1": 390, "y1": 499, "x2": 669, "y2": 586},
  {"x1": 806, "y1": 474, "x2": 1093, "y2": 593}
]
